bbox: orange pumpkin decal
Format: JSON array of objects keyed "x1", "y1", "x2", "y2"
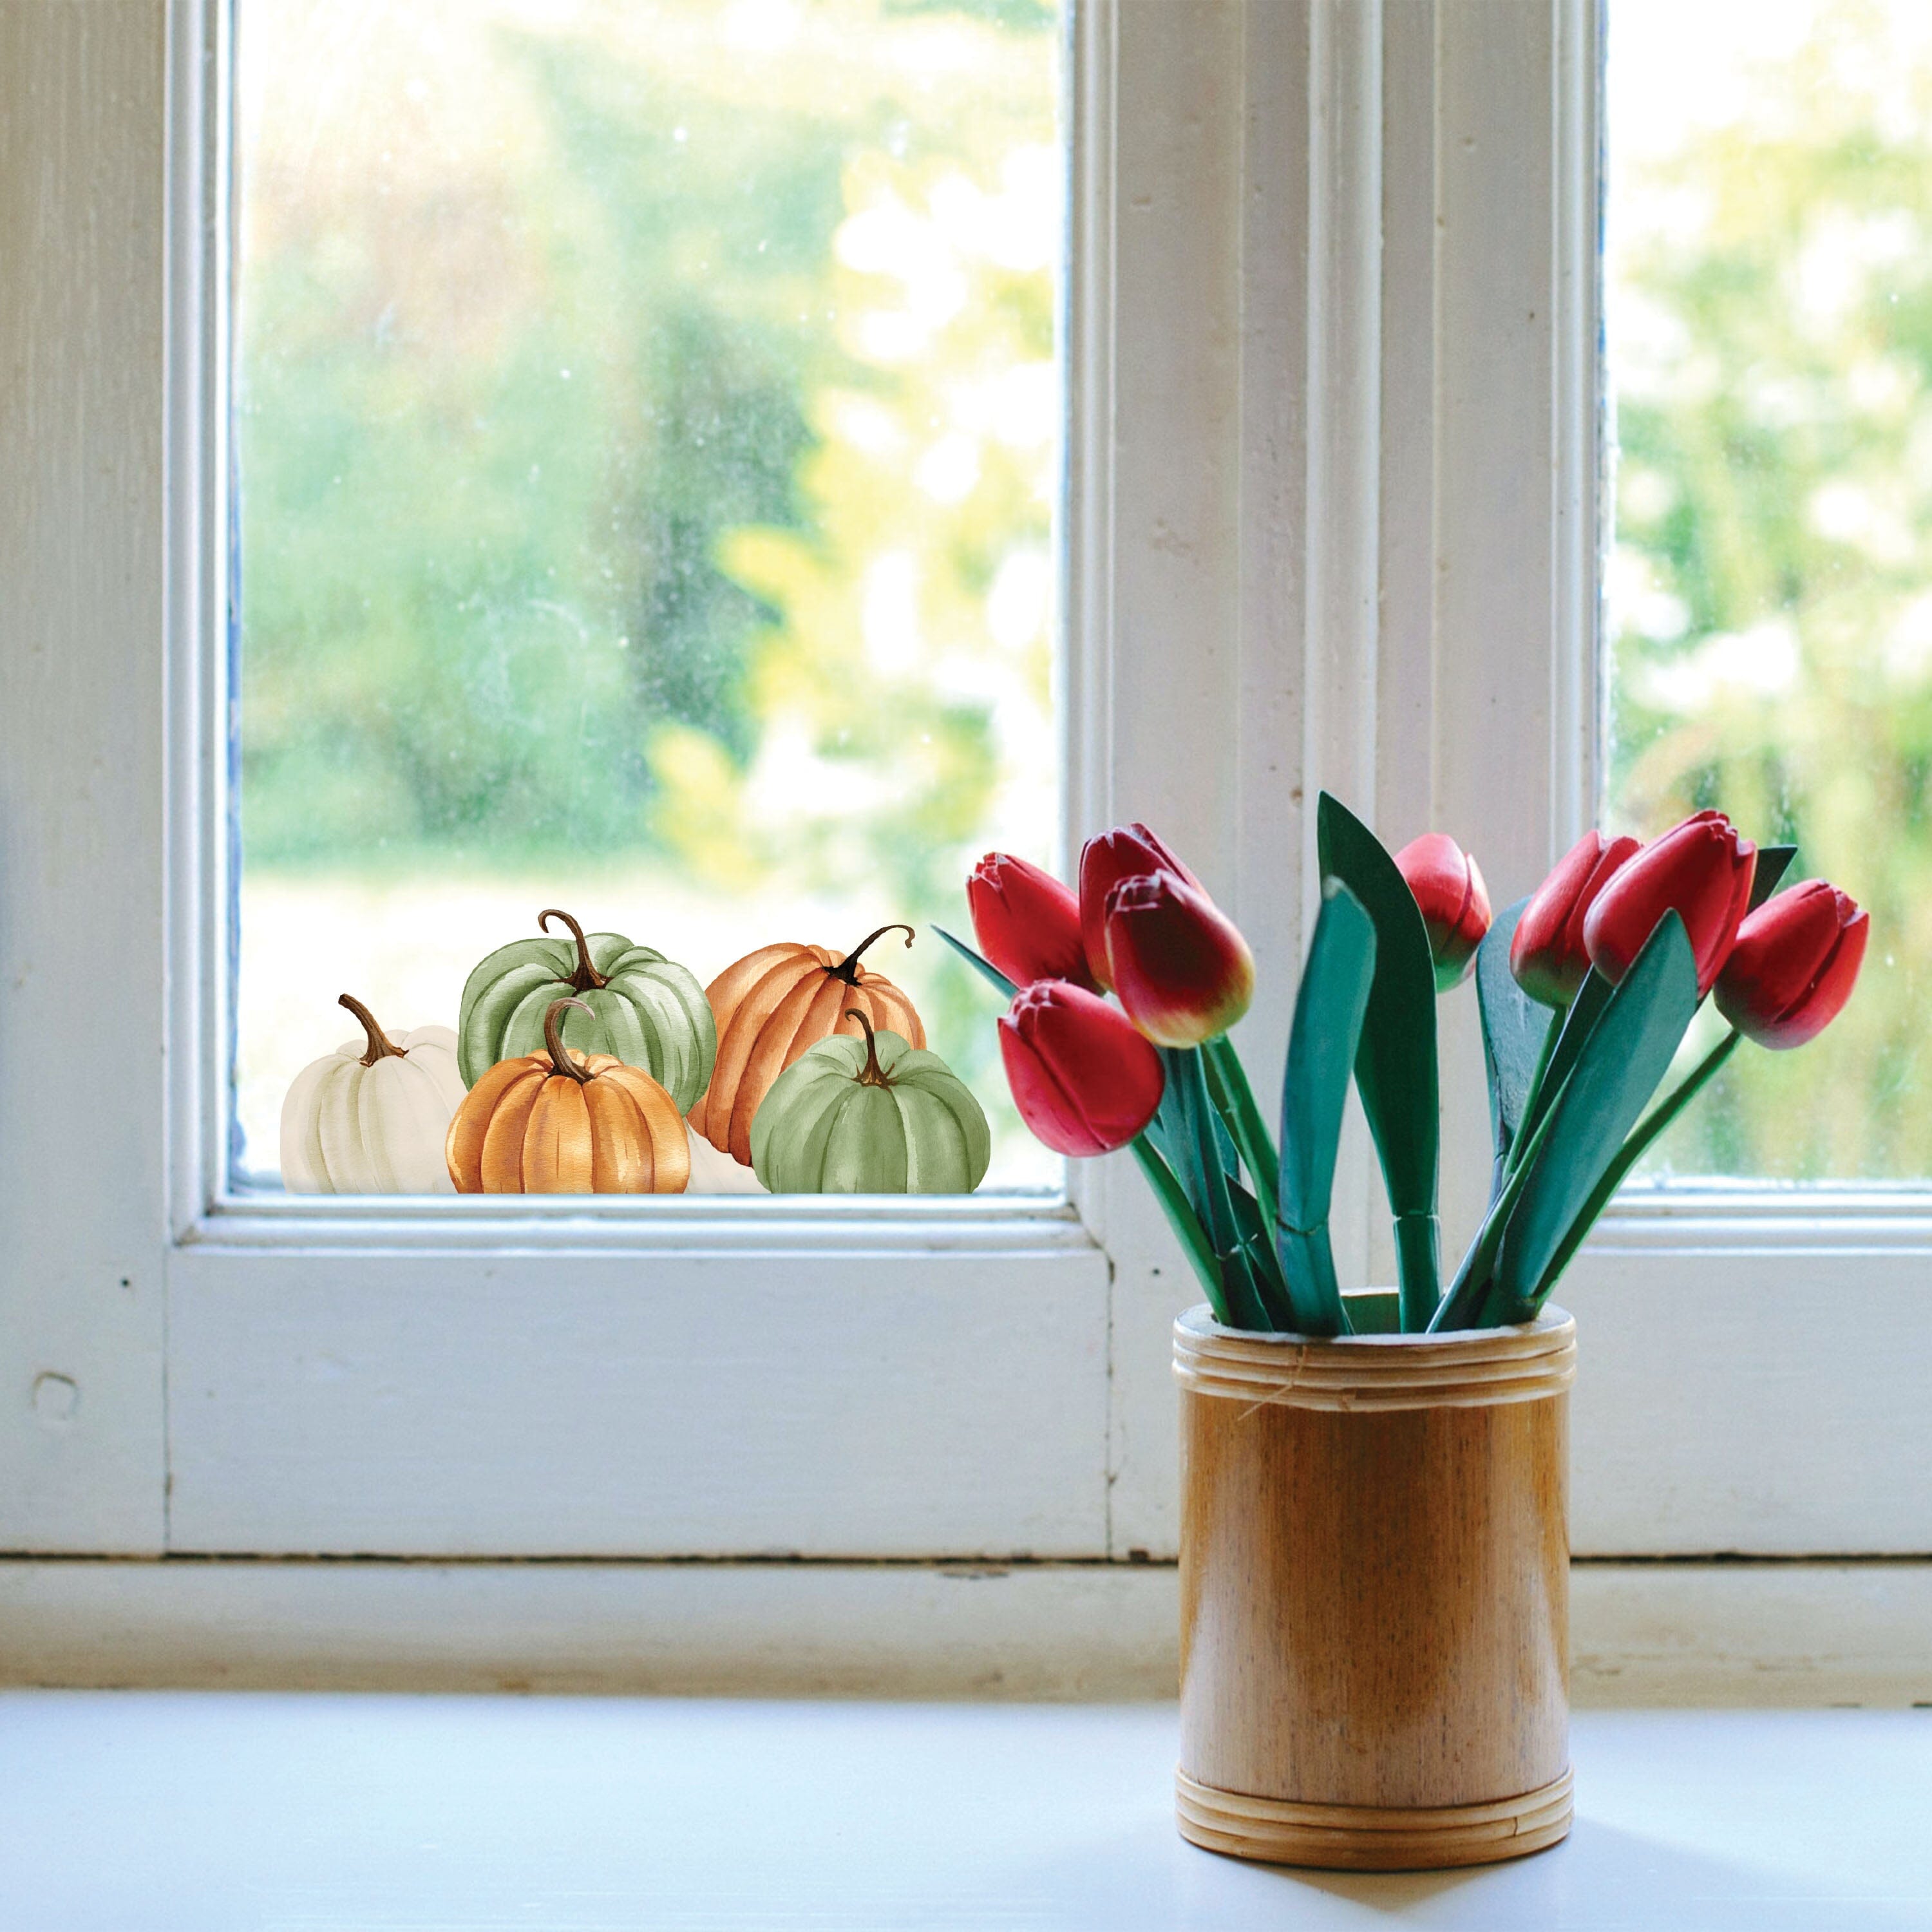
[
  {"x1": 446, "y1": 998, "x2": 690, "y2": 1194},
  {"x1": 689, "y1": 925, "x2": 926, "y2": 1165}
]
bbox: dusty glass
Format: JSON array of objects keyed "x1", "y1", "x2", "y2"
[
  {"x1": 1605, "y1": 0, "x2": 1924, "y2": 1180},
  {"x1": 234, "y1": 0, "x2": 1063, "y2": 1192}
]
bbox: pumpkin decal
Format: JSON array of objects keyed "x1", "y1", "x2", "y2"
[
  {"x1": 281, "y1": 995, "x2": 466, "y2": 1194},
  {"x1": 446, "y1": 998, "x2": 690, "y2": 1195},
  {"x1": 457, "y1": 907, "x2": 715, "y2": 1111},
  {"x1": 690, "y1": 924, "x2": 927, "y2": 1165},
  {"x1": 751, "y1": 1009, "x2": 989, "y2": 1194}
]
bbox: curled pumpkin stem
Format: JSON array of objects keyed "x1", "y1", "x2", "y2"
[
  {"x1": 833, "y1": 923, "x2": 914, "y2": 986},
  {"x1": 339, "y1": 993, "x2": 406, "y2": 1067},
  {"x1": 539, "y1": 908, "x2": 610, "y2": 992},
  {"x1": 845, "y1": 1008, "x2": 893, "y2": 1087},
  {"x1": 542, "y1": 996, "x2": 597, "y2": 1084}
]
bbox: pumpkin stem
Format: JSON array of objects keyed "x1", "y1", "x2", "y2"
[
  {"x1": 542, "y1": 996, "x2": 597, "y2": 1084},
  {"x1": 538, "y1": 908, "x2": 609, "y2": 991},
  {"x1": 845, "y1": 1008, "x2": 893, "y2": 1087},
  {"x1": 339, "y1": 993, "x2": 406, "y2": 1067},
  {"x1": 832, "y1": 923, "x2": 914, "y2": 985}
]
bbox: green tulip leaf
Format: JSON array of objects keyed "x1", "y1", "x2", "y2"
[
  {"x1": 1150, "y1": 1050, "x2": 1239, "y2": 1183},
  {"x1": 933, "y1": 924, "x2": 1018, "y2": 1000},
  {"x1": 1747, "y1": 844, "x2": 1797, "y2": 913},
  {"x1": 1517, "y1": 965, "x2": 1614, "y2": 1157},
  {"x1": 1162, "y1": 1046, "x2": 1271, "y2": 1331},
  {"x1": 1275, "y1": 882, "x2": 1376, "y2": 1336},
  {"x1": 1316, "y1": 793, "x2": 1441, "y2": 1326},
  {"x1": 1490, "y1": 911, "x2": 1698, "y2": 1316},
  {"x1": 1475, "y1": 896, "x2": 1555, "y2": 1174}
]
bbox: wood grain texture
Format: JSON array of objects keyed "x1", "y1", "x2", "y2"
[
  {"x1": 1177, "y1": 1307, "x2": 1572, "y2": 1868},
  {"x1": 0, "y1": 0, "x2": 168, "y2": 1549},
  {"x1": 1175, "y1": 1765, "x2": 1573, "y2": 1871}
]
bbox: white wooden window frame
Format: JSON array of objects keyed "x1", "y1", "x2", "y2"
[{"x1": 3, "y1": 0, "x2": 1928, "y2": 1593}]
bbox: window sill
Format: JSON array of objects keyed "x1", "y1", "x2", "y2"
[{"x1": 5, "y1": 1694, "x2": 1926, "y2": 1929}]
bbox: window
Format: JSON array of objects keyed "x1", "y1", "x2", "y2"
[
  {"x1": 233, "y1": 0, "x2": 1062, "y2": 1193},
  {"x1": 1605, "y1": 0, "x2": 1926, "y2": 1183},
  {"x1": 5, "y1": 0, "x2": 1926, "y2": 1625}
]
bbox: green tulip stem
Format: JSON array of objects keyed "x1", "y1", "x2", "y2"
[
  {"x1": 1527, "y1": 1026, "x2": 1744, "y2": 1305},
  {"x1": 1503, "y1": 1009, "x2": 1564, "y2": 1179},
  {"x1": 1130, "y1": 1132, "x2": 1231, "y2": 1324},
  {"x1": 542, "y1": 996, "x2": 598, "y2": 1084},
  {"x1": 1202, "y1": 1034, "x2": 1279, "y2": 1229},
  {"x1": 538, "y1": 908, "x2": 609, "y2": 991}
]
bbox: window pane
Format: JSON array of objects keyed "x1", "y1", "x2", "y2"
[
  {"x1": 234, "y1": 0, "x2": 1062, "y2": 1192},
  {"x1": 1605, "y1": 0, "x2": 1922, "y2": 1180}
]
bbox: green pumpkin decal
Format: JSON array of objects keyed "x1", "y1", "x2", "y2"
[
  {"x1": 457, "y1": 908, "x2": 717, "y2": 1112},
  {"x1": 750, "y1": 1009, "x2": 990, "y2": 1194}
]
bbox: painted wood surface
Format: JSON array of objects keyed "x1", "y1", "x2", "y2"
[
  {"x1": 1177, "y1": 1312, "x2": 1573, "y2": 1868},
  {"x1": 8, "y1": 1700, "x2": 1932, "y2": 1929},
  {"x1": 3, "y1": 0, "x2": 1926, "y2": 1604},
  {"x1": 1, "y1": 1555, "x2": 1928, "y2": 1704},
  {"x1": 165, "y1": 1247, "x2": 1109, "y2": 1555},
  {"x1": 0, "y1": 0, "x2": 169, "y2": 1551}
]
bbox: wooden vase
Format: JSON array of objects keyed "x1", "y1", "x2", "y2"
[{"x1": 1173, "y1": 1303, "x2": 1576, "y2": 1871}]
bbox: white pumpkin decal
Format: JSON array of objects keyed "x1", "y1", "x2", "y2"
[{"x1": 280, "y1": 994, "x2": 467, "y2": 1194}]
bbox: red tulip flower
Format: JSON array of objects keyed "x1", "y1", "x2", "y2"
[
  {"x1": 1394, "y1": 833, "x2": 1492, "y2": 991},
  {"x1": 1582, "y1": 810, "x2": 1757, "y2": 994},
  {"x1": 1102, "y1": 869, "x2": 1255, "y2": 1048},
  {"x1": 1510, "y1": 829, "x2": 1642, "y2": 1007},
  {"x1": 998, "y1": 980, "x2": 1166, "y2": 1156},
  {"x1": 1077, "y1": 824, "x2": 1200, "y2": 990},
  {"x1": 1715, "y1": 881, "x2": 1868, "y2": 1049},
  {"x1": 968, "y1": 852, "x2": 1095, "y2": 990}
]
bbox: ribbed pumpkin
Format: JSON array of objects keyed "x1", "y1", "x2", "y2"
[
  {"x1": 690, "y1": 924, "x2": 926, "y2": 1166},
  {"x1": 281, "y1": 995, "x2": 467, "y2": 1194},
  {"x1": 457, "y1": 908, "x2": 715, "y2": 1112},
  {"x1": 751, "y1": 1010, "x2": 989, "y2": 1194},
  {"x1": 446, "y1": 998, "x2": 690, "y2": 1194}
]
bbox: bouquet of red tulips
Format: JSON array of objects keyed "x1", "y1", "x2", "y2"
[{"x1": 943, "y1": 793, "x2": 1867, "y2": 1335}]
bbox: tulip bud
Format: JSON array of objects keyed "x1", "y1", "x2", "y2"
[
  {"x1": 1582, "y1": 810, "x2": 1757, "y2": 994},
  {"x1": 1077, "y1": 824, "x2": 1201, "y2": 990},
  {"x1": 998, "y1": 980, "x2": 1166, "y2": 1156},
  {"x1": 1102, "y1": 869, "x2": 1255, "y2": 1048},
  {"x1": 1715, "y1": 880, "x2": 1868, "y2": 1049},
  {"x1": 967, "y1": 852, "x2": 1095, "y2": 991},
  {"x1": 1394, "y1": 833, "x2": 1492, "y2": 992},
  {"x1": 1510, "y1": 830, "x2": 1642, "y2": 1007}
]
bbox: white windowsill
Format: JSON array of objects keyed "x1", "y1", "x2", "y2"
[{"x1": 5, "y1": 1695, "x2": 1927, "y2": 1929}]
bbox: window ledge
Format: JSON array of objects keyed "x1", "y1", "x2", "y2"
[{"x1": 5, "y1": 1696, "x2": 1927, "y2": 1928}]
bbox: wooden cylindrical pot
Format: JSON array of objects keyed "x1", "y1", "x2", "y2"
[{"x1": 1173, "y1": 1303, "x2": 1576, "y2": 1871}]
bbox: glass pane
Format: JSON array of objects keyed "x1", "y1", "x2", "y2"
[
  {"x1": 1605, "y1": 0, "x2": 1922, "y2": 1180},
  {"x1": 234, "y1": 0, "x2": 1062, "y2": 1193}
]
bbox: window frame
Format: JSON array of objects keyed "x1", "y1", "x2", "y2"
[{"x1": 3, "y1": 0, "x2": 1928, "y2": 1581}]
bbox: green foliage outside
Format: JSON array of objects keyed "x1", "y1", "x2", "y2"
[
  {"x1": 1609, "y1": 1, "x2": 1928, "y2": 1178},
  {"x1": 238, "y1": 0, "x2": 1060, "y2": 1167}
]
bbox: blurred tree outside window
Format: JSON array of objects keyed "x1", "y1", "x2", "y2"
[
  {"x1": 234, "y1": 0, "x2": 1063, "y2": 1189},
  {"x1": 1607, "y1": 0, "x2": 1927, "y2": 1180}
]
